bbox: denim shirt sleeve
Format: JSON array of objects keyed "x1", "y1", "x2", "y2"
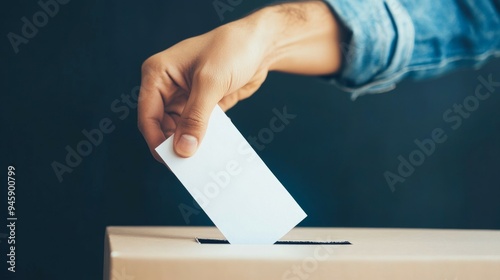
[{"x1": 322, "y1": 0, "x2": 500, "y2": 99}]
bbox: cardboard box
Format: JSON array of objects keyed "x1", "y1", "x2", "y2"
[{"x1": 104, "y1": 227, "x2": 500, "y2": 280}]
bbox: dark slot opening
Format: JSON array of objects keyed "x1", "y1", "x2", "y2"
[{"x1": 196, "y1": 238, "x2": 351, "y2": 245}]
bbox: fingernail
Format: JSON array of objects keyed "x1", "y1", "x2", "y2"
[{"x1": 176, "y1": 134, "x2": 198, "y2": 156}]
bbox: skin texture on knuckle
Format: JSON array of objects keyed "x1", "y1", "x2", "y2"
[
  {"x1": 141, "y1": 55, "x2": 162, "y2": 75},
  {"x1": 141, "y1": 58, "x2": 154, "y2": 74}
]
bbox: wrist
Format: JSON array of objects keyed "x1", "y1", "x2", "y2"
[{"x1": 241, "y1": 1, "x2": 344, "y2": 75}]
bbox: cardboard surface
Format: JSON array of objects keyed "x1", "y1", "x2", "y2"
[{"x1": 104, "y1": 227, "x2": 500, "y2": 280}]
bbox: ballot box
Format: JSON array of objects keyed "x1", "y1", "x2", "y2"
[{"x1": 103, "y1": 226, "x2": 500, "y2": 280}]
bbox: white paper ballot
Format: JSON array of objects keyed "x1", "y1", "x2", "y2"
[{"x1": 155, "y1": 106, "x2": 306, "y2": 244}]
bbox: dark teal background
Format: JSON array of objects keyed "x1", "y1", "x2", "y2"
[{"x1": 1, "y1": 0, "x2": 500, "y2": 279}]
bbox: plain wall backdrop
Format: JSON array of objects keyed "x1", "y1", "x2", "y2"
[{"x1": 1, "y1": 0, "x2": 499, "y2": 279}]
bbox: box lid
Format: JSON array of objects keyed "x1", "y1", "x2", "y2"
[{"x1": 104, "y1": 227, "x2": 500, "y2": 280}]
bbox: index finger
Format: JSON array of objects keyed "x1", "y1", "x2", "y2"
[{"x1": 137, "y1": 80, "x2": 168, "y2": 162}]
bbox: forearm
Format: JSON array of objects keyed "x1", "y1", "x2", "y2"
[{"x1": 235, "y1": 1, "x2": 344, "y2": 76}]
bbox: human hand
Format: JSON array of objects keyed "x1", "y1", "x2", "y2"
[{"x1": 138, "y1": 1, "x2": 343, "y2": 161}]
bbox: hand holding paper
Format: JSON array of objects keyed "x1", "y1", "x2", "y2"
[
  {"x1": 155, "y1": 106, "x2": 306, "y2": 244},
  {"x1": 138, "y1": 1, "x2": 342, "y2": 159}
]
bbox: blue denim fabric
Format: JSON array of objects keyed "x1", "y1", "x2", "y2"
[{"x1": 323, "y1": 0, "x2": 500, "y2": 99}]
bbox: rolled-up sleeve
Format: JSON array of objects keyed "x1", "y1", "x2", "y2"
[{"x1": 323, "y1": 0, "x2": 500, "y2": 99}]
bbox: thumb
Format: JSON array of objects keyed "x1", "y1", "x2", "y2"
[{"x1": 173, "y1": 78, "x2": 223, "y2": 157}]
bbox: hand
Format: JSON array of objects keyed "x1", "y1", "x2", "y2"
[{"x1": 138, "y1": 1, "x2": 343, "y2": 161}]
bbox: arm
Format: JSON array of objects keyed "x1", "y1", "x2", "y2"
[
  {"x1": 138, "y1": 1, "x2": 344, "y2": 160},
  {"x1": 138, "y1": 0, "x2": 500, "y2": 161}
]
